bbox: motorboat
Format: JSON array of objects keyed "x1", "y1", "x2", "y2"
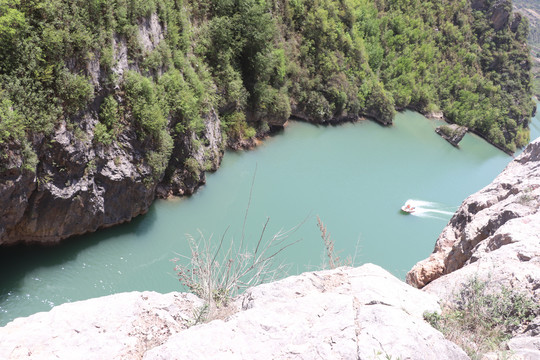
[{"x1": 401, "y1": 203, "x2": 415, "y2": 214}]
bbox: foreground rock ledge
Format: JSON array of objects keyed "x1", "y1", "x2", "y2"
[
  {"x1": 407, "y1": 137, "x2": 540, "y2": 359},
  {"x1": 407, "y1": 137, "x2": 540, "y2": 289},
  {"x1": 0, "y1": 264, "x2": 468, "y2": 360}
]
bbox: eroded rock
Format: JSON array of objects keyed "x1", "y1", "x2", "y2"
[
  {"x1": 436, "y1": 124, "x2": 468, "y2": 147},
  {"x1": 407, "y1": 138, "x2": 540, "y2": 288}
]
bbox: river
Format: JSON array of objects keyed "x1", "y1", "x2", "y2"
[{"x1": 1, "y1": 110, "x2": 539, "y2": 326}]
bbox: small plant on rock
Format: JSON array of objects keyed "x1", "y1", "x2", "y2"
[
  {"x1": 174, "y1": 171, "x2": 303, "y2": 320},
  {"x1": 424, "y1": 277, "x2": 539, "y2": 359}
]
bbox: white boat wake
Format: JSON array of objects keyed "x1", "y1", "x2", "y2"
[{"x1": 403, "y1": 199, "x2": 456, "y2": 220}]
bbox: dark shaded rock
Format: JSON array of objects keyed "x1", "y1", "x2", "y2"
[
  {"x1": 491, "y1": 1, "x2": 511, "y2": 30},
  {"x1": 435, "y1": 124, "x2": 468, "y2": 147},
  {"x1": 472, "y1": 0, "x2": 488, "y2": 11},
  {"x1": 0, "y1": 143, "x2": 36, "y2": 242},
  {"x1": 157, "y1": 109, "x2": 223, "y2": 198},
  {"x1": 510, "y1": 13, "x2": 523, "y2": 33}
]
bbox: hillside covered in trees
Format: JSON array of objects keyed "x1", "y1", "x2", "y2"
[
  {"x1": 514, "y1": 0, "x2": 540, "y2": 97},
  {"x1": 0, "y1": 0, "x2": 535, "y2": 155},
  {"x1": 0, "y1": 0, "x2": 536, "y2": 243}
]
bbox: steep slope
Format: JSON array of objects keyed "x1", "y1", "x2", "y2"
[
  {"x1": 513, "y1": 0, "x2": 540, "y2": 96},
  {"x1": 0, "y1": 0, "x2": 534, "y2": 245},
  {"x1": 407, "y1": 138, "x2": 540, "y2": 358}
]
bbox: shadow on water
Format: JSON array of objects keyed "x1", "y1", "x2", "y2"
[{"x1": 0, "y1": 203, "x2": 158, "y2": 306}]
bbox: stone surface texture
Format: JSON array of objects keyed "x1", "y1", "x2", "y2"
[
  {"x1": 0, "y1": 264, "x2": 469, "y2": 360},
  {"x1": 407, "y1": 138, "x2": 540, "y2": 359}
]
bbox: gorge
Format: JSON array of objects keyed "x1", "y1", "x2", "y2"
[
  {"x1": 1, "y1": 110, "x2": 539, "y2": 327},
  {"x1": 1, "y1": 133, "x2": 539, "y2": 359},
  {"x1": 1, "y1": 0, "x2": 540, "y2": 357}
]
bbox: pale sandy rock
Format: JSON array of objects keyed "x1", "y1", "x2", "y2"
[
  {"x1": 0, "y1": 265, "x2": 469, "y2": 360},
  {"x1": 0, "y1": 291, "x2": 204, "y2": 360},
  {"x1": 507, "y1": 336, "x2": 540, "y2": 360},
  {"x1": 144, "y1": 265, "x2": 468, "y2": 360},
  {"x1": 138, "y1": 13, "x2": 165, "y2": 53}
]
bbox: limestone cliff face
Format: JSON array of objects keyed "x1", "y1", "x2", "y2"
[
  {"x1": 407, "y1": 138, "x2": 540, "y2": 358},
  {"x1": 0, "y1": 264, "x2": 468, "y2": 360},
  {"x1": 407, "y1": 138, "x2": 540, "y2": 289},
  {"x1": 0, "y1": 15, "x2": 224, "y2": 246}
]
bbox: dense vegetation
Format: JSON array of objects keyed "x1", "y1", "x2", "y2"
[
  {"x1": 0, "y1": 0, "x2": 535, "y2": 171},
  {"x1": 514, "y1": 0, "x2": 540, "y2": 97}
]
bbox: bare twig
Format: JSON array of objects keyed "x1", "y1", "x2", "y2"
[
  {"x1": 317, "y1": 215, "x2": 351, "y2": 269},
  {"x1": 174, "y1": 217, "x2": 304, "y2": 318}
]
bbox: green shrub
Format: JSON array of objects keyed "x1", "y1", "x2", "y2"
[
  {"x1": 94, "y1": 95, "x2": 120, "y2": 146},
  {"x1": 56, "y1": 69, "x2": 95, "y2": 115},
  {"x1": 184, "y1": 156, "x2": 200, "y2": 181},
  {"x1": 94, "y1": 122, "x2": 113, "y2": 145},
  {"x1": 146, "y1": 129, "x2": 173, "y2": 182},
  {"x1": 424, "y1": 277, "x2": 539, "y2": 359},
  {"x1": 124, "y1": 71, "x2": 167, "y2": 138},
  {"x1": 99, "y1": 95, "x2": 120, "y2": 129},
  {"x1": 222, "y1": 111, "x2": 256, "y2": 141},
  {"x1": 0, "y1": 97, "x2": 24, "y2": 144}
]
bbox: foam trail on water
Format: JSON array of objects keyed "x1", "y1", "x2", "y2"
[{"x1": 403, "y1": 199, "x2": 456, "y2": 220}]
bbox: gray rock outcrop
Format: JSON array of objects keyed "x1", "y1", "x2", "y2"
[
  {"x1": 436, "y1": 124, "x2": 468, "y2": 147},
  {"x1": 407, "y1": 138, "x2": 540, "y2": 359},
  {"x1": 0, "y1": 264, "x2": 469, "y2": 360}
]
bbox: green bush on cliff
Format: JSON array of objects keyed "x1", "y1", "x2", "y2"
[
  {"x1": 94, "y1": 95, "x2": 121, "y2": 146},
  {"x1": 424, "y1": 277, "x2": 539, "y2": 358},
  {"x1": 0, "y1": 97, "x2": 24, "y2": 145},
  {"x1": 0, "y1": 0, "x2": 535, "y2": 176},
  {"x1": 124, "y1": 71, "x2": 167, "y2": 139}
]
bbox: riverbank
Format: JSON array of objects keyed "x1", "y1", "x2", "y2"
[
  {"x1": 0, "y1": 111, "x2": 525, "y2": 326},
  {"x1": 2, "y1": 135, "x2": 540, "y2": 359}
]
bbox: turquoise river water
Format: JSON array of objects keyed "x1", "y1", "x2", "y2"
[{"x1": 1, "y1": 110, "x2": 539, "y2": 326}]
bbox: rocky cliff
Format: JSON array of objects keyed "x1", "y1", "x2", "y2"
[
  {"x1": 0, "y1": 264, "x2": 468, "y2": 360},
  {"x1": 407, "y1": 138, "x2": 540, "y2": 358},
  {"x1": 0, "y1": 14, "x2": 223, "y2": 246},
  {"x1": 3, "y1": 137, "x2": 540, "y2": 358}
]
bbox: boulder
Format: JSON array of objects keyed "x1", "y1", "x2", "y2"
[
  {"x1": 435, "y1": 124, "x2": 468, "y2": 147},
  {"x1": 491, "y1": 2, "x2": 511, "y2": 30}
]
